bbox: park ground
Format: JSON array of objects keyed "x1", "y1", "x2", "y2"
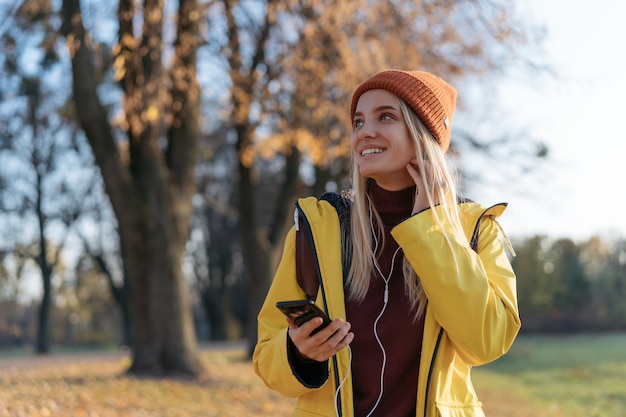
[{"x1": 1, "y1": 333, "x2": 625, "y2": 416}]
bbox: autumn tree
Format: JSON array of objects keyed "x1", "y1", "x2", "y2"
[
  {"x1": 548, "y1": 238, "x2": 589, "y2": 314},
  {"x1": 61, "y1": 0, "x2": 205, "y2": 376},
  {"x1": 511, "y1": 236, "x2": 553, "y2": 321},
  {"x1": 191, "y1": 154, "x2": 246, "y2": 341},
  {"x1": 0, "y1": 251, "x2": 23, "y2": 303},
  {"x1": 598, "y1": 239, "x2": 626, "y2": 328},
  {"x1": 210, "y1": 0, "x2": 541, "y2": 354},
  {"x1": 578, "y1": 237, "x2": 626, "y2": 330},
  {"x1": 0, "y1": 1, "x2": 92, "y2": 353}
]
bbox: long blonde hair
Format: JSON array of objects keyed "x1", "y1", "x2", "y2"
[{"x1": 346, "y1": 98, "x2": 466, "y2": 321}]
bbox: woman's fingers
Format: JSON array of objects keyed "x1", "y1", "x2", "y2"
[{"x1": 288, "y1": 318, "x2": 353, "y2": 362}]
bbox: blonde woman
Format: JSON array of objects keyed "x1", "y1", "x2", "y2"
[{"x1": 254, "y1": 70, "x2": 520, "y2": 417}]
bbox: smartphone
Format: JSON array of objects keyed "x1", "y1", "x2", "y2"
[{"x1": 276, "y1": 299, "x2": 332, "y2": 335}]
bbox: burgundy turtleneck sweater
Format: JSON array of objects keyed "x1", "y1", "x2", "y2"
[{"x1": 346, "y1": 181, "x2": 425, "y2": 417}]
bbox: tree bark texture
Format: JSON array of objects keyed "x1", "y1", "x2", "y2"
[
  {"x1": 35, "y1": 183, "x2": 52, "y2": 354},
  {"x1": 61, "y1": 0, "x2": 204, "y2": 376}
]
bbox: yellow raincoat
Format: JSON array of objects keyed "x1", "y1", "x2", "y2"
[{"x1": 253, "y1": 195, "x2": 520, "y2": 417}]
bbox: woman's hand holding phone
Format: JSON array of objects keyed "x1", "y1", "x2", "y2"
[
  {"x1": 276, "y1": 300, "x2": 353, "y2": 362},
  {"x1": 287, "y1": 315, "x2": 353, "y2": 362}
]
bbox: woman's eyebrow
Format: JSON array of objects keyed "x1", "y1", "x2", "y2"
[
  {"x1": 354, "y1": 104, "x2": 400, "y2": 117},
  {"x1": 373, "y1": 105, "x2": 399, "y2": 112}
]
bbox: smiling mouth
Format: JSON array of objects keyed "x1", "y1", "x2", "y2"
[{"x1": 361, "y1": 148, "x2": 384, "y2": 156}]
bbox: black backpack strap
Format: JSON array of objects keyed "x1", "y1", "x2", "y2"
[
  {"x1": 295, "y1": 190, "x2": 353, "y2": 301},
  {"x1": 320, "y1": 190, "x2": 353, "y2": 283},
  {"x1": 296, "y1": 214, "x2": 319, "y2": 300}
]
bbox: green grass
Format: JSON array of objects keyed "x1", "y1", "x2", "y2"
[{"x1": 473, "y1": 332, "x2": 626, "y2": 417}]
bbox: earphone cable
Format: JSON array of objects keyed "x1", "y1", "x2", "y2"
[{"x1": 334, "y1": 345, "x2": 352, "y2": 417}]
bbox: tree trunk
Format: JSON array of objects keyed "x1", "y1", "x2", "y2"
[
  {"x1": 31, "y1": 88, "x2": 53, "y2": 355},
  {"x1": 116, "y1": 250, "x2": 133, "y2": 348},
  {"x1": 61, "y1": 0, "x2": 205, "y2": 377},
  {"x1": 118, "y1": 289, "x2": 132, "y2": 348},
  {"x1": 238, "y1": 153, "x2": 272, "y2": 358},
  {"x1": 126, "y1": 231, "x2": 201, "y2": 375},
  {"x1": 35, "y1": 265, "x2": 51, "y2": 353}
]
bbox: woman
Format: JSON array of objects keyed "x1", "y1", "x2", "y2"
[{"x1": 253, "y1": 69, "x2": 520, "y2": 417}]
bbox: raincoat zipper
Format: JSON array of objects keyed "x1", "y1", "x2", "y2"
[{"x1": 423, "y1": 327, "x2": 444, "y2": 417}]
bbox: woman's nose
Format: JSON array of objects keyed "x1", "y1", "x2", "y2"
[{"x1": 356, "y1": 120, "x2": 375, "y2": 140}]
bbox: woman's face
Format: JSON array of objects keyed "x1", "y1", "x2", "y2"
[{"x1": 351, "y1": 89, "x2": 415, "y2": 191}]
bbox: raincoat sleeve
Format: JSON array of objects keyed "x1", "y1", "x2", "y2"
[
  {"x1": 252, "y1": 226, "x2": 330, "y2": 397},
  {"x1": 391, "y1": 204, "x2": 521, "y2": 365}
]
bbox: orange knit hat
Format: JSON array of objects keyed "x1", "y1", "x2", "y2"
[{"x1": 350, "y1": 69, "x2": 457, "y2": 152}]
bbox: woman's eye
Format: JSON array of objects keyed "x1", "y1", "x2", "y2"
[
  {"x1": 353, "y1": 119, "x2": 363, "y2": 129},
  {"x1": 380, "y1": 113, "x2": 393, "y2": 120}
]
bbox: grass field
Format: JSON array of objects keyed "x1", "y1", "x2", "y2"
[
  {"x1": 473, "y1": 332, "x2": 626, "y2": 417},
  {"x1": 0, "y1": 333, "x2": 624, "y2": 416}
]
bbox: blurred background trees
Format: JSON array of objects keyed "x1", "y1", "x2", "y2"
[
  {"x1": 512, "y1": 236, "x2": 626, "y2": 332},
  {"x1": 0, "y1": 0, "x2": 99, "y2": 354},
  {"x1": 0, "y1": 0, "x2": 624, "y2": 377}
]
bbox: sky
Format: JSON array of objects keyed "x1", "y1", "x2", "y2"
[{"x1": 470, "y1": 0, "x2": 626, "y2": 241}]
